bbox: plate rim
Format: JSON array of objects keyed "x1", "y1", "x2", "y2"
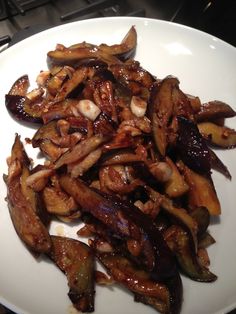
[{"x1": 0, "y1": 15, "x2": 236, "y2": 314}]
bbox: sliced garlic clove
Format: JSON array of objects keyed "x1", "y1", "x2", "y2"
[
  {"x1": 77, "y1": 99, "x2": 101, "y2": 121},
  {"x1": 130, "y1": 96, "x2": 147, "y2": 118}
]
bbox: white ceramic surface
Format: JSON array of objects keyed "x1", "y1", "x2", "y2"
[{"x1": 0, "y1": 17, "x2": 235, "y2": 314}]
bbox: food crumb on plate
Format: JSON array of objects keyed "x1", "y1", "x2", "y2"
[{"x1": 55, "y1": 225, "x2": 65, "y2": 237}]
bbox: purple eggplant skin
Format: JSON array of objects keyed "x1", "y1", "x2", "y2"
[
  {"x1": 195, "y1": 100, "x2": 236, "y2": 123},
  {"x1": 6, "y1": 134, "x2": 52, "y2": 253},
  {"x1": 176, "y1": 116, "x2": 211, "y2": 174},
  {"x1": 189, "y1": 206, "x2": 210, "y2": 237},
  {"x1": 5, "y1": 94, "x2": 42, "y2": 124},
  {"x1": 134, "y1": 268, "x2": 183, "y2": 314},
  {"x1": 49, "y1": 236, "x2": 95, "y2": 313},
  {"x1": 164, "y1": 225, "x2": 217, "y2": 282},
  {"x1": 209, "y1": 148, "x2": 232, "y2": 180},
  {"x1": 104, "y1": 192, "x2": 178, "y2": 280},
  {"x1": 59, "y1": 174, "x2": 178, "y2": 282},
  {"x1": 96, "y1": 251, "x2": 183, "y2": 314},
  {"x1": 8, "y1": 74, "x2": 29, "y2": 96}
]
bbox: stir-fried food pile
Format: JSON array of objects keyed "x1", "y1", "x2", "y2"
[{"x1": 4, "y1": 26, "x2": 236, "y2": 314}]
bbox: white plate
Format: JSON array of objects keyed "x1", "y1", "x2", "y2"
[{"x1": 0, "y1": 16, "x2": 236, "y2": 314}]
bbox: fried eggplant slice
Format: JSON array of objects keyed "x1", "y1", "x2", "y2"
[
  {"x1": 54, "y1": 134, "x2": 108, "y2": 169},
  {"x1": 46, "y1": 66, "x2": 74, "y2": 96},
  {"x1": 49, "y1": 236, "x2": 95, "y2": 312},
  {"x1": 6, "y1": 135, "x2": 51, "y2": 253},
  {"x1": 133, "y1": 162, "x2": 165, "y2": 190},
  {"x1": 197, "y1": 122, "x2": 236, "y2": 148},
  {"x1": 134, "y1": 273, "x2": 182, "y2": 314},
  {"x1": 93, "y1": 80, "x2": 118, "y2": 122},
  {"x1": 209, "y1": 148, "x2": 232, "y2": 179},
  {"x1": 96, "y1": 252, "x2": 171, "y2": 314},
  {"x1": 41, "y1": 99, "x2": 91, "y2": 126},
  {"x1": 93, "y1": 112, "x2": 117, "y2": 136},
  {"x1": 21, "y1": 165, "x2": 38, "y2": 206},
  {"x1": 176, "y1": 116, "x2": 211, "y2": 174},
  {"x1": 47, "y1": 46, "x2": 102, "y2": 66},
  {"x1": 9, "y1": 135, "x2": 37, "y2": 211},
  {"x1": 32, "y1": 120, "x2": 64, "y2": 161},
  {"x1": 110, "y1": 62, "x2": 154, "y2": 92},
  {"x1": 59, "y1": 174, "x2": 178, "y2": 281},
  {"x1": 149, "y1": 76, "x2": 194, "y2": 156},
  {"x1": 147, "y1": 186, "x2": 198, "y2": 250},
  {"x1": 54, "y1": 66, "x2": 95, "y2": 102},
  {"x1": 164, "y1": 225, "x2": 217, "y2": 282},
  {"x1": 42, "y1": 186, "x2": 79, "y2": 216},
  {"x1": 6, "y1": 75, "x2": 45, "y2": 123},
  {"x1": 21, "y1": 165, "x2": 51, "y2": 228},
  {"x1": 47, "y1": 27, "x2": 136, "y2": 68},
  {"x1": 198, "y1": 232, "x2": 216, "y2": 249},
  {"x1": 69, "y1": 148, "x2": 102, "y2": 178},
  {"x1": 189, "y1": 206, "x2": 210, "y2": 237},
  {"x1": 101, "y1": 150, "x2": 144, "y2": 166},
  {"x1": 5, "y1": 94, "x2": 43, "y2": 124},
  {"x1": 181, "y1": 163, "x2": 221, "y2": 216},
  {"x1": 32, "y1": 119, "x2": 82, "y2": 154},
  {"x1": 147, "y1": 161, "x2": 172, "y2": 183},
  {"x1": 8, "y1": 132, "x2": 30, "y2": 165},
  {"x1": 149, "y1": 77, "x2": 178, "y2": 156},
  {"x1": 164, "y1": 157, "x2": 189, "y2": 198},
  {"x1": 98, "y1": 26, "x2": 137, "y2": 60},
  {"x1": 186, "y1": 94, "x2": 201, "y2": 113},
  {"x1": 99, "y1": 165, "x2": 143, "y2": 195},
  {"x1": 69, "y1": 27, "x2": 137, "y2": 61},
  {"x1": 195, "y1": 100, "x2": 236, "y2": 122},
  {"x1": 8, "y1": 74, "x2": 29, "y2": 96},
  {"x1": 47, "y1": 46, "x2": 121, "y2": 69},
  {"x1": 26, "y1": 168, "x2": 54, "y2": 192}
]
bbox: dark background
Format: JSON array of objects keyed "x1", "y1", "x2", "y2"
[{"x1": 0, "y1": 0, "x2": 236, "y2": 47}]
